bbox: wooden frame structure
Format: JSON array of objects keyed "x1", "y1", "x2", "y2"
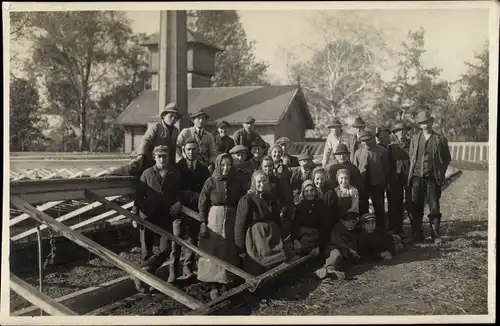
[{"x1": 9, "y1": 177, "x2": 318, "y2": 316}]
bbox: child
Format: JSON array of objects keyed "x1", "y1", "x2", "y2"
[
  {"x1": 358, "y1": 213, "x2": 404, "y2": 262},
  {"x1": 314, "y1": 209, "x2": 360, "y2": 280},
  {"x1": 335, "y1": 169, "x2": 359, "y2": 217}
]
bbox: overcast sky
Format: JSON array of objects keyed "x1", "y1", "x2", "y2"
[{"x1": 126, "y1": 8, "x2": 489, "y2": 84}]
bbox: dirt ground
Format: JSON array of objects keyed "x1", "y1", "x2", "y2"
[{"x1": 10, "y1": 168, "x2": 489, "y2": 316}]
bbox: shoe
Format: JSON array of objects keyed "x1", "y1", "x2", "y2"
[
  {"x1": 133, "y1": 277, "x2": 149, "y2": 293},
  {"x1": 183, "y1": 266, "x2": 195, "y2": 279},
  {"x1": 314, "y1": 268, "x2": 328, "y2": 280},
  {"x1": 434, "y1": 237, "x2": 442, "y2": 245},
  {"x1": 326, "y1": 267, "x2": 345, "y2": 280},
  {"x1": 209, "y1": 288, "x2": 220, "y2": 300}
]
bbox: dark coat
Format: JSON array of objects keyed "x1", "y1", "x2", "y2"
[
  {"x1": 232, "y1": 128, "x2": 268, "y2": 150},
  {"x1": 328, "y1": 223, "x2": 359, "y2": 258},
  {"x1": 215, "y1": 134, "x2": 236, "y2": 155},
  {"x1": 198, "y1": 174, "x2": 247, "y2": 224},
  {"x1": 135, "y1": 120, "x2": 179, "y2": 166},
  {"x1": 282, "y1": 154, "x2": 300, "y2": 168},
  {"x1": 358, "y1": 229, "x2": 394, "y2": 258},
  {"x1": 408, "y1": 131, "x2": 451, "y2": 186},
  {"x1": 291, "y1": 198, "x2": 330, "y2": 249},
  {"x1": 348, "y1": 135, "x2": 362, "y2": 163},
  {"x1": 354, "y1": 144, "x2": 390, "y2": 187},
  {"x1": 318, "y1": 187, "x2": 340, "y2": 226},
  {"x1": 387, "y1": 141, "x2": 410, "y2": 179},
  {"x1": 135, "y1": 165, "x2": 181, "y2": 220},
  {"x1": 290, "y1": 167, "x2": 313, "y2": 202},
  {"x1": 175, "y1": 158, "x2": 210, "y2": 210}
]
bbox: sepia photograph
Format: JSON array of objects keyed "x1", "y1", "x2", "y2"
[{"x1": 2, "y1": 1, "x2": 497, "y2": 323}]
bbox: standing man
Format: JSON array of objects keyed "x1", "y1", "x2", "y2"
[
  {"x1": 232, "y1": 116, "x2": 269, "y2": 152},
  {"x1": 354, "y1": 130, "x2": 390, "y2": 230},
  {"x1": 134, "y1": 102, "x2": 181, "y2": 169},
  {"x1": 386, "y1": 121, "x2": 411, "y2": 237},
  {"x1": 173, "y1": 139, "x2": 210, "y2": 280},
  {"x1": 133, "y1": 145, "x2": 182, "y2": 291},
  {"x1": 407, "y1": 111, "x2": 451, "y2": 245},
  {"x1": 214, "y1": 120, "x2": 235, "y2": 155},
  {"x1": 376, "y1": 127, "x2": 392, "y2": 149},
  {"x1": 327, "y1": 143, "x2": 363, "y2": 194},
  {"x1": 322, "y1": 119, "x2": 351, "y2": 168},
  {"x1": 176, "y1": 109, "x2": 217, "y2": 173},
  {"x1": 276, "y1": 137, "x2": 299, "y2": 168},
  {"x1": 349, "y1": 117, "x2": 367, "y2": 163}
]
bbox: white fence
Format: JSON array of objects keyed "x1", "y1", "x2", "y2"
[{"x1": 448, "y1": 142, "x2": 488, "y2": 162}]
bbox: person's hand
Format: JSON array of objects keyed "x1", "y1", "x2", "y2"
[
  {"x1": 170, "y1": 201, "x2": 182, "y2": 216},
  {"x1": 380, "y1": 251, "x2": 393, "y2": 260},
  {"x1": 293, "y1": 240, "x2": 302, "y2": 251},
  {"x1": 349, "y1": 249, "x2": 360, "y2": 259},
  {"x1": 199, "y1": 222, "x2": 209, "y2": 239}
]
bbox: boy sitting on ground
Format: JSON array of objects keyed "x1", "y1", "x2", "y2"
[
  {"x1": 358, "y1": 212, "x2": 404, "y2": 262},
  {"x1": 314, "y1": 208, "x2": 360, "y2": 280}
]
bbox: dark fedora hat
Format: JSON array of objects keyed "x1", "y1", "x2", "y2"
[
  {"x1": 328, "y1": 118, "x2": 343, "y2": 128},
  {"x1": 342, "y1": 209, "x2": 359, "y2": 221},
  {"x1": 190, "y1": 109, "x2": 209, "y2": 120},
  {"x1": 391, "y1": 121, "x2": 406, "y2": 133},
  {"x1": 415, "y1": 111, "x2": 434, "y2": 124},
  {"x1": 160, "y1": 102, "x2": 181, "y2": 119},
  {"x1": 334, "y1": 143, "x2": 350, "y2": 155},
  {"x1": 352, "y1": 117, "x2": 366, "y2": 128},
  {"x1": 359, "y1": 130, "x2": 374, "y2": 142}
]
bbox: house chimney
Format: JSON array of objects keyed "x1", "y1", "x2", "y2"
[{"x1": 141, "y1": 30, "x2": 221, "y2": 90}]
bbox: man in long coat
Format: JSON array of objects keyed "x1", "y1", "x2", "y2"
[{"x1": 407, "y1": 110, "x2": 451, "y2": 245}]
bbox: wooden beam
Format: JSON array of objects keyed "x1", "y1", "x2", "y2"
[
  {"x1": 11, "y1": 196, "x2": 124, "y2": 242},
  {"x1": 10, "y1": 273, "x2": 78, "y2": 316},
  {"x1": 10, "y1": 196, "x2": 202, "y2": 311},
  {"x1": 187, "y1": 282, "x2": 252, "y2": 316},
  {"x1": 10, "y1": 177, "x2": 135, "y2": 205},
  {"x1": 85, "y1": 190, "x2": 257, "y2": 284},
  {"x1": 10, "y1": 159, "x2": 129, "y2": 170}
]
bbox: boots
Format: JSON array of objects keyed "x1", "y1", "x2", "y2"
[
  {"x1": 167, "y1": 258, "x2": 179, "y2": 283},
  {"x1": 431, "y1": 217, "x2": 442, "y2": 245}
]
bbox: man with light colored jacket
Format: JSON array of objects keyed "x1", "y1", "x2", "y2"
[{"x1": 322, "y1": 118, "x2": 351, "y2": 168}]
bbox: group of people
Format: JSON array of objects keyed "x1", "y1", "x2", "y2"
[{"x1": 124, "y1": 102, "x2": 452, "y2": 300}]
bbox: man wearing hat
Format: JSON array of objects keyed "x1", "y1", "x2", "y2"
[
  {"x1": 133, "y1": 144, "x2": 182, "y2": 291},
  {"x1": 214, "y1": 120, "x2": 235, "y2": 155},
  {"x1": 353, "y1": 130, "x2": 390, "y2": 229},
  {"x1": 232, "y1": 116, "x2": 269, "y2": 153},
  {"x1": 348, "y1": 116, "x2": 367, "y2": 163},
  {"x1": 322, "y1": 118, "x2": 351, "y2": 168},
  {"x1": 176, "y1": 109, "x2": 217, "y2": 172},
  {"x1": 249, "y1": 137, "x2": 267, "y2": 171},
  {"x1": 276, "y1": 137, "x2": 299, "y2": 168},
  {"x1": 407, "y1": 110, "x2": 451, "y2": 245},
  {"x1": 229, "y1": 145, "x2": 253, "y2": 189},
  {"x1": 376, "y1": 126, "x2": 392, "y2": 149},
  {"x1": 290, "y1": 152, "x2": 315, "y2": 202},
  {"x1": 327, "y1": 143, "x2": 363, "y2": 194},
  {"x1": 386, "y1": 121, "x2": 411, "y2": 237},
  {"x1": 134, "y1": 102, "x2": 181, "y2": 169}
]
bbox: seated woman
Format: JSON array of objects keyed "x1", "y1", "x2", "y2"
[
  {"x1": 312, "y1": 167, "x2": 340, "y2": 226},
  {"x1": 234, "y1": 170, "x2": 290, "y2": 276},
  {"x1": 334, "y1": 169, "x2": 359, "y2": 217},
  {"x1": 260, "y1": 156, "x2": 292, "y2": 221},
  {"x1": 291, "y1": 180, "x2": 330, "y2": 256},
  {"x1": 197, "y1": 153, "x2": 247, "y2": 299}
]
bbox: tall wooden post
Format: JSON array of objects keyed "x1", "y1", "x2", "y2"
[{"x1": 157, "y1": 11, "x2": 189, "y2": 130}]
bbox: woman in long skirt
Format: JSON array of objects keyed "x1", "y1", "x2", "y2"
[
  {"x1": 197, "y1": 153, "x2": 247, "y2": 299},
  {"x1": 234, "y1": 170, "x2": 290, "y2": 276}
]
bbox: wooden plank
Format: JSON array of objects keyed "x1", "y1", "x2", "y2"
[
  {"x1": 70, "y1": 201, "x2": 134, "y2": 231},
  {"x1": 10, "y1": 177, "x2": 135, "y2": 205},
  {"x1": 12, "y1": 159, "x2": 129, "y2": 170},
  {"x1": 86, "y1": 190, "x2": 257, "y2": 284},
  {"x1": 11, "y1": 196, "x2": 124, "y2": 242},
  {"x1": 187, "y1": 282, "x2": 253, "y2": 316},
  {"x1": 10, "y1": 273, "x2": 78, "y2": 316},
  {"x1": 256, "y1": 248, "x2": 319, "y2": 284},
  {"x1": 11, "y1": 276, "x2": 130, "y2": 316},
  {"x1": 10, "y1": 196, "x2": 202, "y2": 311}
]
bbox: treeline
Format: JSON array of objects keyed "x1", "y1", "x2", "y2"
[
  {"x1": 9, "y1": 11, "x2": 270, "y2": 152},
  {"x1": 284, "y1": 13, "x2": 489, "y2": 142}
]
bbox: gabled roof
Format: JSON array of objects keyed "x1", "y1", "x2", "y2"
[{"x1": 114, "y1": 85, "x2": 315, "y2": 129}]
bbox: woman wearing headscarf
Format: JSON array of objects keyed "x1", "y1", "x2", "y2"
[
  {"x1": 234, "y1": 170, "x2": 290, "y2": 276},
  {"x1": 291, "y1": 180, "x2": 330, "y2": 256},
  {"x1": 268, "y1": 143, "x2": 292, "y2": 184},
  {"x1": 197, "y1": 153, "x2": 247, "y2": 299},
  {"x1": 335, "y1": 169, "x2": 360, "y2": 218},
  {"x1": 312, "y1": 167, "x2": 340, "y2": 226}
]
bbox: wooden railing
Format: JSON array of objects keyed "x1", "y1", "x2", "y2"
[{"x1": 9, "y1": 176, "x2": 318, "y2": 316}]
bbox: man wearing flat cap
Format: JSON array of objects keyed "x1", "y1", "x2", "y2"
[
  {"x1": 176, "y1": 109, "x2": 217, "y2": 173},
  {"x1": 214, "y1": 120, "x2": 235, "y2": 155},
  {"x1": 135, "y1": 102, "x2": 181, "y2": 169},
  {"x1": 407, "y1": 110, "x2": 451, "y2": 245},
  {"x1": 386, "y1": 121, "x2": 411, "y2": 237},
  {"x1": 133, "y1": 144, "x2": 182, "y2": 291},
  {"x1": 290, "y1": 152, "x2": 315, "y2": 203},
  {"x1": 353, "y1": 130, "x2": 390, "y2": 230},
  {"x1": 276, "y1": 137, "x2": 299, "y2": 168},
  {"x1": 322, "y1": 118, "x2": 351, "y2": 168},
  {"x1": 348, "y1": 117, "x2": 367, "y2": 163},
  {"x1": 232, "y1": 116, "x2": 269, "y2": 153}
]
